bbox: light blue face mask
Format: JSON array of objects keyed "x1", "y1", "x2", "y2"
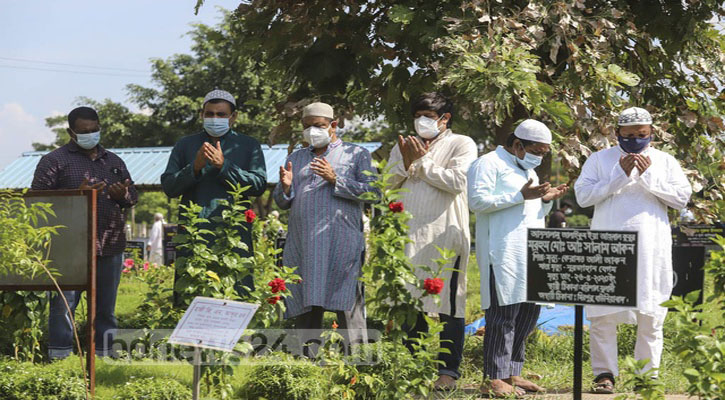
[
  {"x1": 73, "y1": 130, "x2": 101, "y2": 150},
  {"x1": 515, "y1": 143, "x2": 543, "y2": 170},
  {"x1": 203, "y1": 118, "x2": 230, "y2": 137}
]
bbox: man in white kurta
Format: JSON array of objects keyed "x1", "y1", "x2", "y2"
[
  {"x1": 387, "y1": 93, "x2": 477, "y2": 389},
  {"x1": 147, "y1": 212, "x2": 164, "y2": 265},
  {"x1": 468, "y1": 120, "x2": 568, "y2": 397},
  {"x1": 575, "y1": 107, "x2": 691, "y2": 393}
]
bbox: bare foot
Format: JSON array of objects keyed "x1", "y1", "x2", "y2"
[
  {"x1": 434, "y1": 374, "x2": 456, "y2": 391},
  {"x1": 506, "y1": 376, "x2": 544, "y2": 393},
  {"x1": 480, "y1": 379, "x2": 525, "y2": 397}
]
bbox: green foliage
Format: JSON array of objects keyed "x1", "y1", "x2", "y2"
[
  {"x1": 172, "y1": 184, "x2": 298, "y2": 320},
  {"x1": 127, "y1": 264, "x2": 180, "y2": 329},
  {"x1": 0, "y1": 189, "x2": 63, "y2": 363},
  {"x1": 661, "y1": 237, "x2": 725, "y2": 400},
  {"x1": 134, "y1": 191, "x2": 179, "y2": 225},
  {"x1": 361, "y1": 160, "x2": 450, "y2": 338},
  {"x1": 0, "y1": 189, "x2": 62, "y2": 279},
  {"x1": 171, "y1": 183, "x2": 299, "y2": 398},
  {"x1": 706, "y1": 235, "x2": 725, "y2": 297},
  {"x1": 216, "y1": 0, "x2": 725, "y2": 220},
  {"x1": 113, "y1": 377, "x2": 191, "y2": 400},
  {"x1": 0, "y1": 358, "x2": 85, "y2": 400},
  {"x1": 440, "y1": 35, "x2": 565, "y2": 127},
  {"x1": 0, "y1": 291, "x2": 48, "y2": 363},
  {"x1": 316, "y1": 161, "x2": 450, "y2": 399},
  {"x1": 614, "y1": 357, "x2": 665, "y2": 400},
  {"x1": 236, "y1": 353, "x2": 326, "y2": 400},
  {"x1": 566, "y1": 213, "x2": 591, "y2": 228}
]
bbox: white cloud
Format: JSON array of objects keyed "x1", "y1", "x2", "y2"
[{"x1": 0, "y1": 103, "x2": 57, "y2": 171}]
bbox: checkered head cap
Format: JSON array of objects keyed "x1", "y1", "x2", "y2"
[
  {"x1": 203, "y1": 89, "x2": 236, "y2": 108},
  {"x1": 618, "y1": 107, "x2": 652, "y2": 126}
]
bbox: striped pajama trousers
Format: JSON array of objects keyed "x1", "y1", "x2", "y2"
[{"x1": 482, "y1": 266, "x2": 541, "y2": 379}]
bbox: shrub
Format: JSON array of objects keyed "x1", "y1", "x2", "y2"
[
  {"x1": 113, "y1": 377, "x2": 191, "y2": 400},
  {"x1": 0, "y1": 358, "x2": 85, "y2": 400},
  {"x1": 236, "y1": 353, "x2": 326, "y2": 400},
  {"x1": 659, "y1": 236, "x2": 725, "y2": 400},
  {"x1": 0, "y1": 189, "x2": 61, "y2": 362}
]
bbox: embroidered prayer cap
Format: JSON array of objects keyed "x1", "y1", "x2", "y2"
[
  {"x1": 514, "y1": 119, "x2": 552, "y2": 144},
  {"x1": 302, "y1": 102, "x2": 334, "y2": 119},
  {"x1": 203, "y1": 89, "x2": 236, "y2": 108},
  {"x1": 618, "y1": 107, "x2": 652, "y2": 126}
]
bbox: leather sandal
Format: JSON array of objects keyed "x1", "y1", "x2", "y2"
[{"x1": 592, "y1": 373, "x2": 615, "y2": 394}]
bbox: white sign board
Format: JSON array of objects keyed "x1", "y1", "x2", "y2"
[{"x1": 168, "y1": 297, "x2": 258, "y2": 352}]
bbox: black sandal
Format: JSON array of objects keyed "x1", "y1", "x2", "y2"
[{"x1": 592, "y1": 373, "x2": 615, "y2": 394}]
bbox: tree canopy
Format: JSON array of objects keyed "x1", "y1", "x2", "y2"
[
  {"x1": 192, "y1": 0, "x2": 725, "y2": 221},
  {"x1": 38, "y1": 1, "x2": 725, "y2": 221}
]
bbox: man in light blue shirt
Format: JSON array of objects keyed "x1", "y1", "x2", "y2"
[{"x1": 467, "y1": 119, "x2": 567, "y2": 397}]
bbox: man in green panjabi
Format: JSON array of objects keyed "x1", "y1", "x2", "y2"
[{"x1": 161, "y1": 89, "x2": 267, "y2": 303}]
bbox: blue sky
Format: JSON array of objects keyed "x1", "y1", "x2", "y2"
[{"x1": 0, "y1": 0, "x2": 239, "y2": 171}]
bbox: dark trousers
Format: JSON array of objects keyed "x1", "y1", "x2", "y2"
[
  {"x1": 295, "y1": 283, "x2": 367, "y2": 357},
  {"x1": 406, "y1": 259, "x2": 465, "y2": 379},
  {"x1": 482, "y1": 265, "x2": 541, "y2": 379},
  {"x1": 48, "y1": 253, "x2": 123, "y2": 359}
]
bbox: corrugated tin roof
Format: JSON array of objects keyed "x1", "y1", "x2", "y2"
[{"x1": 0, "y1": 143, "x2": 383, "y2": 190}]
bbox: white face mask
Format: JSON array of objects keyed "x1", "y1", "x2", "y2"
[
  {"x1": 414, "y1": 116, "x2": 443, "y2": 139},
  {"x1": 72, "y1": 129, "x2": 101, "y2": 150},
  {"x1": 564, "y1": 208, "x2": 573, "y2": 215},
  {"x1": 302, "y1": 126, "x2": 332, "y2": 148},
  {"x1": 514, "y1": 142, "x2": 543, "y2": 170}
]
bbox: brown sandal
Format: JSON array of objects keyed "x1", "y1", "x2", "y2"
[{"x1": 592, "y1": 374, "x2": 615, "y2": 394}]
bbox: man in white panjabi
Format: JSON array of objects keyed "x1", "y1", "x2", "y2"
[
  {"x1": 468, "y1": 119, "x2": 568, "y2": 397},
  {"x1": 147, "y1": 212, "x2": 165, "y2": 265},
  {"x1": 387, "y1": 93, "x2": 477, "y2": 390},
  {"x1": 574, "y1": 107, "x2": 692, "y2": 394}
]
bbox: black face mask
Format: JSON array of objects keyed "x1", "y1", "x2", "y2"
[{"x1": 617, "y1": 135, "x2": 651, "y2": 154}]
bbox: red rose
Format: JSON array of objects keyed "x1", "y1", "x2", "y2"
[
  {"x1": 245, "y1": 209, "x2": 257, "y2": 223},
  {"x1": 388, "y1": 201, "x2": 404, "y2": 213},
  {"x1": 268, "y1": 278, "x2": 287, "y2": 293},
  {"x1": 423, "y1": 278, "x2": 444, "y2": 295},
  {"x1": 267, "y1": 296, "x2": 281, "y2": 305}
]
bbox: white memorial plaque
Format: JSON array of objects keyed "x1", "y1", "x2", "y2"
[{"x1": 168, "y1": 297, "x2": 258, "y2": 352}]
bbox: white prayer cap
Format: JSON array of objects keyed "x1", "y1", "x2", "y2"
[
  {"x1": 203, "y1": 89, "x2": 236, "y2": 108},
  {"x1": 618, "y1": 107, "x2": 652, "y2": 126},
  {"x1": 302, "y1": 102, "x2": 334, "y2": 119},
  {"x1": 514, "y1": 119, "x2": 552, "y2": 144}
]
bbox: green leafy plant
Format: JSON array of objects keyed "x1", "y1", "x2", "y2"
[
  {"x1": 113, "y1": 377, "x2": 191, "y2": 400},
  {"x1": 614, "y1": 357, "x2": 665, "y2": 400},
  {"x1": 236, "y1": 352, "x2": 327, "y2": 400},
  {"x1": 0, "y1": 357, "x2": 86, "y2": 400},
  {"x1": 0, "y1": 189, "x2": 63, "y2": 363},
  {"x1": 0, "y1": 291, "x2": 47, "y2": 363},
  {"x1": 0, "y1": 189, "x2": 61, "y2": 279},
  {"x1": 169, "y1": 183, "x2": 300, "y2": 399},
  {"x1": 659, "y1": 235, "x2": 725, "y2": 400},
  {"x1": 318, "y1": 161, "x2": 453, "y2": 399}
]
